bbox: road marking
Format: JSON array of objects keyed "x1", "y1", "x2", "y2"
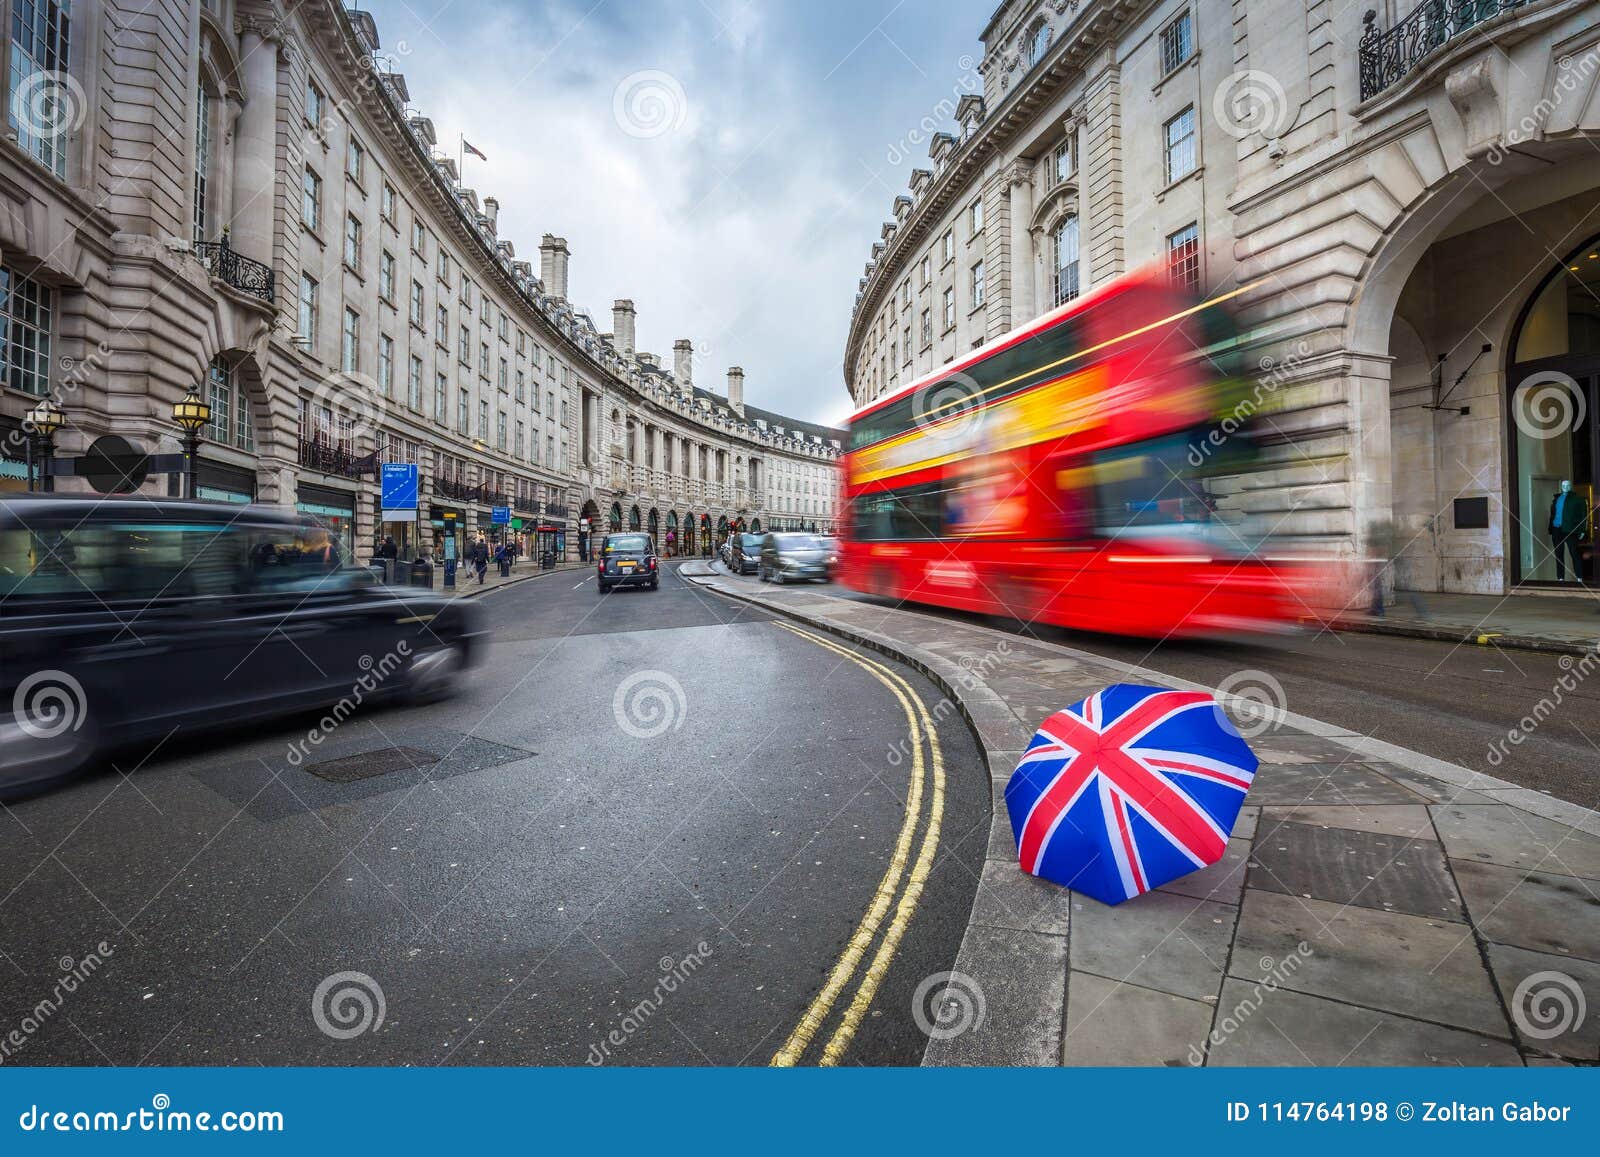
[{"x1": 767, "y1": 621, "x2": 945, "y2": 1067}]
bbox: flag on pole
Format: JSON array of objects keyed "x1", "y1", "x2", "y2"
[{"x1": 462, "y1": 138, "x2": 487, "y2": 161}]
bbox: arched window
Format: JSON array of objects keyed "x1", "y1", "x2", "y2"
[
  {"x1": 205, "y1": 357, "x2": 255, "y2": 451},
  {"x1": 1052, "y1": 215, "x2": 1080, "y2": 306},
  {"x1": 1026, "y1": 22, "x2": 1052, "y2": 69}
]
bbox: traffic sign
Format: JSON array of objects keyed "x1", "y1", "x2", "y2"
[
  {"x1": 491, "y1": 505, "x2": 511, "y2": 524},
  {"x1": 381, "y1": 462, "x2": 419, "y2": 512}
]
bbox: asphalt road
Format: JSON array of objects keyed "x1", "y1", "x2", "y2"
[
  {"x1": 0, "y1": 563, "x2": 987, "y2": 1066},
  {"x1": 710, "y1": 566, "x2": 1600, "y2": 809}
]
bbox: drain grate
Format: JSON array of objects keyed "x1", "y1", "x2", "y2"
[{"x1": 304, "y1": 746, "x2": 441, "y2": 783}]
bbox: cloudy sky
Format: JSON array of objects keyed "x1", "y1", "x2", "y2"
[{"x1": 363, "y1": 0, "x2": 979, "y2": 427}]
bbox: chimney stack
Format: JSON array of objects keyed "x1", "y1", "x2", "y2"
[
  {"x1": 673, "y1": 339, "x2": 693, "y2": 388},
  {"x1": 611, "y1": 300, "x2": 636, "y2": 359},
  {"x1": 483, "y1": 196, "x2": 499, "y2": 236},
  {"x1": 726, "y1": 366, "x2": 745, "y2": 416},
  {"x1": 539, "y1": 234, "x2": 570, "y2": 298}
]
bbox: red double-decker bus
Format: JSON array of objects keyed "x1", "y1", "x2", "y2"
[{"x1": 838, "y1": 268, "x2": 1313, "y2": 639}]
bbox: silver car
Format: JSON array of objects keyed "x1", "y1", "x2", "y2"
[{"x1": 758, "y1": 533, "x2": 833, "y2": 584}]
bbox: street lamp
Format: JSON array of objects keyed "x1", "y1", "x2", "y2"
[
  {"x1": 171, "y1": 387, "x2": 211, "y2": 499},
  {"x1": 25, "y1": 398, "x2": 64, "y2": 493}
]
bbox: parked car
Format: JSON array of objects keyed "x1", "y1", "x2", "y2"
[
  {"x1": 729, "y1": 533, "x2": 764, "y2": 575},
  {"x1": 719, "y1": 539, "x2": 732, "y2": 567},
  {"x1": 597, "y1": 532, "x2": 659, "y2": 593},
  {"x1": 0, "y1": 496, "x2": 486, "y2": 799},
  {"x1": 759, "y1": 533, "x2": 834, "y2": 583}
]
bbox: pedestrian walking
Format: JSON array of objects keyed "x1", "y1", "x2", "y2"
[
  {"x1": 377, "y1": 535, "x2": 399, "y2": 561},
  {"x1": 473, "y1": 535, "x2": 489, "y2": 584}
]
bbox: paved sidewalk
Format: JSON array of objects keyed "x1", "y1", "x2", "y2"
[
  {"x1": 1341, "y1": 588, "x2": 1600, "y2": 656},
  {"x1": 680, "y1": 562, "x2": 1600, "y2": 1067},
  {"x1": 389, "y1": 558, "x2": 589, "y2": 597}
]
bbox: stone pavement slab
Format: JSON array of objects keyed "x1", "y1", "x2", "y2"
[
  {"x1": 1345, "y1": 589, "x2": 1600, "y2": 655},
  {"x1": 681, "y1": 566, "x2": 1599, "y2": 1067},
  {"x1": 1486, "y1": 944, "x2": 1600, "y2": 1061}
]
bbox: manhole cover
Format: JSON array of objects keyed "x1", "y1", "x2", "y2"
[{"x1": 304, "y1": 746, "x2": 441, "y2": 783}]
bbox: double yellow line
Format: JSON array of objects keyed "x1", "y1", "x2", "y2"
[{"x1": 769, "y1": 622, "x2": 946, "y2": 1067}]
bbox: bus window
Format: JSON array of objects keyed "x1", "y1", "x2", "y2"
[{"x1": 1085, "y1": 435, "x2": 1214, "y2": 540}]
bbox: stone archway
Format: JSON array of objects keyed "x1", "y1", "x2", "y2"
[
  {"x1": 628, "y1": 504, "x2": 641, "y2": 531},
  {"x1": 608, "y1": 502, "x2": 622, "y2": 532}
]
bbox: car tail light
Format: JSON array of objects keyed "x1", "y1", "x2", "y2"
[{"x1": 649, "y1": 557, "x2": 657, "y2": 570}]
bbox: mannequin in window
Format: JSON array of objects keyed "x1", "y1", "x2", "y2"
[{"x1": 1548, "y1": 479, "x2": 1588, "y2": 583}]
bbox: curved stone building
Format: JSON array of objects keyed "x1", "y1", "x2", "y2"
[
  {"x1": 0, "y1": 0, "x2": 841, "y2": 564},
  {"x1": 847, "y1": 0, "x2": 1600, "y2": 596}
]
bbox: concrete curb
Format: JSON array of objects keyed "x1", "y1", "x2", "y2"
[
  {"x1": 454, "y1": 563, "x2": 589, "y2": 600},
  {"x1": 678, "y1": 564, "x2": 1600, "y2": 1066},
  {"x1": 1331, "y1": 616, "x2": 1598, "y2": 658}
]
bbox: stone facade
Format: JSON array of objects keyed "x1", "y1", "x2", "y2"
[
  {"x1": 0, "y1": 0, "x2": 841, "y2": 564},
  {"x1": 845, "y1": 0, "x2": 1600, "y2": 596}
]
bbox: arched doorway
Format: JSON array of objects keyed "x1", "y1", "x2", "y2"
[
  {"x1": 665, "y1": 510, "x2": 678, "y2": 556},
  {"x1": 608, "y1": 502, "x2": 622, "y2": 532},
  {"x1": 682, "y1": 517, "x2": 695, "y2": 556},
  {"x1": 699, "y1": 513, "x2": 711, "y2": 556},
  {"x1": 628, "y1": 504, "x2": 641, "y2": 531},
  {"x1": 1505, "y1": 236, "x2": 1600, "y2": 586},
  {"x1": 647, "y1": 507, "x2": 659, "y2": 543},
  {"x1": 750, "y1": 518, "x2": 761, "y2": 533}
]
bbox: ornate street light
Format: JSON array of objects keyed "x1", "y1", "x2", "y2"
[
  {"x1": 171, "y1": 387, "x2": 211, "y2": 499},
  {"x1": 25, "y1": 397, "x2": 64, "y2": 493}
]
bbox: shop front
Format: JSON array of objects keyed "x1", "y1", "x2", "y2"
[
  {"x1": 296, "y1": 482, "x2": 357, "y2": 561},
  {"x1": 197, "y1": 460, "x2": 256, "y2": 506}
]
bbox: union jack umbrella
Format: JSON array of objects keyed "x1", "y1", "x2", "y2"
[{"x1": 1005, "y1": 684, "x2": 1258, "y2": 906}]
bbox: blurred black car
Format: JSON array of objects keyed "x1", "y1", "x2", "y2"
[
  {"x1": 729, "y1": 532, "x2": 763, "y2": 575},
  {"x1": 0, "y1": 496, "x2": 486, "y2": 799},
  {"x1": 597, "y1": 532, "x2": 658, "y2": 592}
]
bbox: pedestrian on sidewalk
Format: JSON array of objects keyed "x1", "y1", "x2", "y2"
[
  {"x1": 1365, "y1": 517, "x2": 1426, "y2": 619},
  {"x1": 472, "y1": 536, "x2": 489, "y2": 584}
]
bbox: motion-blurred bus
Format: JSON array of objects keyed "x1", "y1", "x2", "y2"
[{"x1": 837, "y1": 268, "x2": 1314, "y2": 639}]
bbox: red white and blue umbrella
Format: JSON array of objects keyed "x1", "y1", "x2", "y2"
[{"x1": 1005, "y1": 684, "x2": 1257, "y2": 906}]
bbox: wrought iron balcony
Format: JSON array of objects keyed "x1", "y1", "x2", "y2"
[
  {"x1": 435, "y1": 475, "x2": 483, "y2": 503},
  {"x1": 298, "y1": 438, "x2": 375, "y2": 477},
  {"x1": 195, "y1": 236, "x2": 276, "y2": 304},
  {"x1": 1359, "y1": 1, "x2": 1528, "y2": 101}
]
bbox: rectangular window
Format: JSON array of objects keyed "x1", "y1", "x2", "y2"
[
  {"x1": 436, "y1": 249, "x2": 451, "y2": 285},
  {"x1": 479, "y1": 342, "x2": 490, "y2": 376},
  {"x1": 1167, "y1": 222, "x2": 1201, "y2": 290},
  {"x1": 971, "y1": 260, "x2": 985, "y2": 308},
  {"x1": 459, "y1": 325, "x2": 471, "y2": 365},
  {"x1": 434, "y1": 370, "x2": 447, "y2": 422},
  {"x1": 381, "y1": 182, "x2": 396, "y2": 222},
  {"x1": 902, "y1": 325, "x2": 911, "y2": 364},
  {"x1": 1052, "y1": 140, "x2": 1074, "y2": 187},
  {"x1": 1052, "y1": 216, "x2": 1080, "y2": 306},
  {"x1": 516, "y1": 420, "x2": 525, "y2": 459},
  {"x1": 546, "y1": 435, "x2": 555, "y2": 466},
  {"x1": 343, "y1": 213, "x2": 362, "y2": 268},
  {"x1": 498, "y1": 358, "x2": 509, "y2": 392},
  {"x1": 1160, "y1": 11, "x2": 1194, "y2": 76},
  {"x1": 412, "y1": 220, "x2": 426, "y2": 255},
  {"x1": 478, "y1": 399, "x2": 489, "y2": 438},
  {"x1": 515, "y1": 369, "x2": 526, "y2": 403},
  {"x1": 497, "y1": 410, "x2": 507, "y2": 451},
  {"x1": 942, "y1": 287, "x2": 955, "y2": 330},
  {"x1": 206, "y1": 359, "x2": 231, "y2": 446},
  {"x1": 969, "y1": 198, "x2": 983, "y2": 234},
  {"x1": 920, "y1": 308, "x2": 931, "y2": 347},
  {"x1": 920, "y1": 257, "x2": 931, "y2": 287},
  {"x1": 409, "y1": 280, "x2": 424, "y2": 328},
  {"x1": 306, "y1": 80, "x2": 325, "y2": 130},
  {"x1": 379, "y1": 250, "x2": 395, "y2": 301},
  {"x1": 460, "y1": 278, "x2": 473, "y2": 309},
  {"x1": 193, "y1": 86, "x2": 210, "y2": 242},
  {"x1": 435, "y1": 304, "x2": 448, "y2": 348},
  {"x1": 345, "y1": 136, "x2": 364, "y2": 183},
  {"x1": 1164, "y1": 106, "x2": 1197, "y2": 184},
  {"x1": 377, "y1": 334, "x2": 394, "y2": 396},
  {"x1": 341, "y1": 307, "x2": 360, "y2": 372},
  {"x1": 0, "y1": 265, "x2": 54, "y2": 396},
  {"x1": 409, "y1": 354, "x2": 424, "y2": 411},
  {"x1": 900, "y1": 280, "x2": 911, "y2": 309},
  {"x1": 457, "y1": 389, "x2": 469, "y2": 435},
  {"x1": 9, "y1": 0, "x2": 74, "y2": 177},
  {"x1": 302, "y1": 167, "x2": 322, "y2": 231},
  {"x1": 498, "y1": 314, "x2": 509, "y2": 342},
  {"x1": 298, "y1": 274, "x2": 318, "y2": 342},
  {"x1": 941, "y1": 230, "x2": 954, "y2": 264}
]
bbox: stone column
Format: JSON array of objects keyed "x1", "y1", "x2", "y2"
[
  {"x1": 230, "y1": 22, "x2": 281, "y2": 262},
  {"x1": 1082, "y1": 50, "x2": 1124, "y2": 286},
  {"x1": 1005, "y1": 162, "x2": 1035, "y2": 328}
]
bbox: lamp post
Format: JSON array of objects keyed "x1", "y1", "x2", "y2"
[
  {"x1": 171, "y1": 387, "x2": 211, "y2": 499},
  {"x1": 24, "y1": 398, "x2": 64, "y2": 493}
]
